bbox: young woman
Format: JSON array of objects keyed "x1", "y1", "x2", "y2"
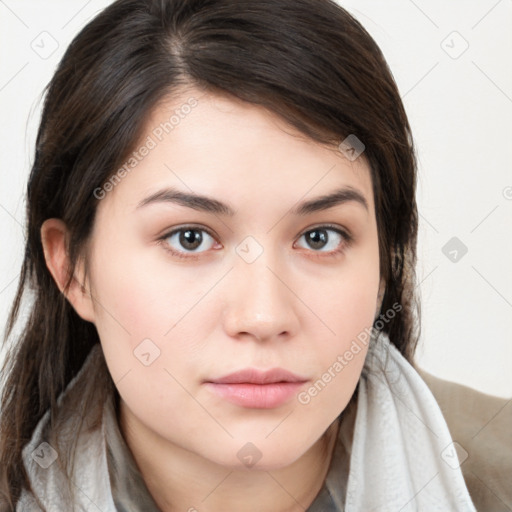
[{"x1": 0, "y1": 0, "x2": 477, "y2": 510}]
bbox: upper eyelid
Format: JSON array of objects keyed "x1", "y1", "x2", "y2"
[
  {"x1": 161, "y1": 224, "x2": 217, "y2": 240},
  {"x1": 161, "y1": 223, "x2": 349, "y2": 239}
]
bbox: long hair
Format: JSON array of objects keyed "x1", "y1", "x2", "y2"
[{"x1": 0, "y1": 0, "x2": 420, "y2": 508}]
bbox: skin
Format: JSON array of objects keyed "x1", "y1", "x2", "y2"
[{"x1": 41, "y1": 86, "x2": 384, "y2": 512}]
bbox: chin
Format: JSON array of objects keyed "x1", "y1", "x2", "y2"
[{"x1": 203, "y1": 438, "x2": 312, "y2": 472}]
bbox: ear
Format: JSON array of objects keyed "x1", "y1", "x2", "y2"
[{"x1": 40, "y1": 218, "x2": 95, "y2": 323}]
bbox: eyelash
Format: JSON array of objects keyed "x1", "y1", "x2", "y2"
[{"x1": 156, "y1": 224, "x2": 353, "y2": 261}]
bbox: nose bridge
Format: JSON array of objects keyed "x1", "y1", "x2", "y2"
[{"x1": 223, "y1": 238, "x2": 297, "y2": 341}]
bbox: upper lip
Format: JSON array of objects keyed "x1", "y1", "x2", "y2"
[{"x1": 207, "y1": 368, "x2": 308, "y2": 385}]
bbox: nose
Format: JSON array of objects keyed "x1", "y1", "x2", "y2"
[{"x1": 222, "y1": 250, "x2": 300, "y2": 343}]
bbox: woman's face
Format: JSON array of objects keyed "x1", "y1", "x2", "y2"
[{"x1": 79, "y1": 86, "x2": 381, "y2": 469}]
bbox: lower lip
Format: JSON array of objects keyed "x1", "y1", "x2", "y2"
[{"x1": 205, "y1": 382, "x2": 306, "y2": 409}]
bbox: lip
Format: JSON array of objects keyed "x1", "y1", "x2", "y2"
[
  {"x1": 204, "y1": 368, "x2": 308, "y2": 409},
  {"x1": 208, "y1": 368, "x2": 307, "y2": 385}
]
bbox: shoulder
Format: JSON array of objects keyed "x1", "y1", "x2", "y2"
[
  {"x1": 17, "y1": 344, "x2": 116, "y2": 511},
  {"x1": 417, "y1": 367, "x2": 512, "y2": 511}
]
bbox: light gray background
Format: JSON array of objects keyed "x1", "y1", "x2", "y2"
[{"x1": 1, "y1": 0, "x2": 511, "y2": 397}]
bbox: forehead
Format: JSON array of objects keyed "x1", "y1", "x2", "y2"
[{"x1": 97, "y1": 86, "x2": 374, "y2": 217}]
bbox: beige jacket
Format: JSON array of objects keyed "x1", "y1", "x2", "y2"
[{"x1": 418, "y1": 368, "x2": 512, "y2": 511}]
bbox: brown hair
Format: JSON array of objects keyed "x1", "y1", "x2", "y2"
[{"x1": 0, "y1": 0, "x2": 420, "y2": 508}]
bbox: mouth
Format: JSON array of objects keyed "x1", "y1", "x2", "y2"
[{"x1": 204, "y1": 368, "x2": 308, "y2": 409}]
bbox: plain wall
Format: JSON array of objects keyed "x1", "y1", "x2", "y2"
[{"x1": 1, "y1": 0, "x2": 511, "y2": 398}]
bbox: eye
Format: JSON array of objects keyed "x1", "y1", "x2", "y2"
[
  {"x1": 294, "y1": 225, "x2": 352, "y2": 257},
  {"x1": 158, "y1": 226, "x2": 219, "y2": 259},
  {"x1": 157, "y1": 224, "x2": 353, "y2": 260}
]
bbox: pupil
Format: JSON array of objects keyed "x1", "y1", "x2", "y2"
[
  {"x1": 180, "y1": 229, "x2": 202, "y2": 250},
  {"x1": 308, "y1": 229, "x2": 327, "y2": 249}
]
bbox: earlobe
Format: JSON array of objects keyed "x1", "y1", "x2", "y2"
[{"x1": 40, "y1": 218, "x2": 95, "y2": 323}]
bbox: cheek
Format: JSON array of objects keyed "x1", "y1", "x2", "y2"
[
  {"x1": 303, "y1": 253, "x2": 379, "y2": 347},
  {"x1": 298, "y1": 253, "x2": 379, "y2": 406},
  {"x1": 88, "y1": 249, "x2": 205, "y2": 430},
  {"x1": 90, "y1": 241, "x2": 195, "y2": 339},
  {"x1": 297, "y1": 345, "x2": 368, "y2": 418},
  {"x1": 87, "y1": 238, "x2": 219, "y2": 393},
  {"x1": 295, "y1": 282, "x2": 375, "y2": 420}
]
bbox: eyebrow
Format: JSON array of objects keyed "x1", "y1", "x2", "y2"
[{"x1": 135, "y1": 186, "x2": 369, "y2": 215}]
